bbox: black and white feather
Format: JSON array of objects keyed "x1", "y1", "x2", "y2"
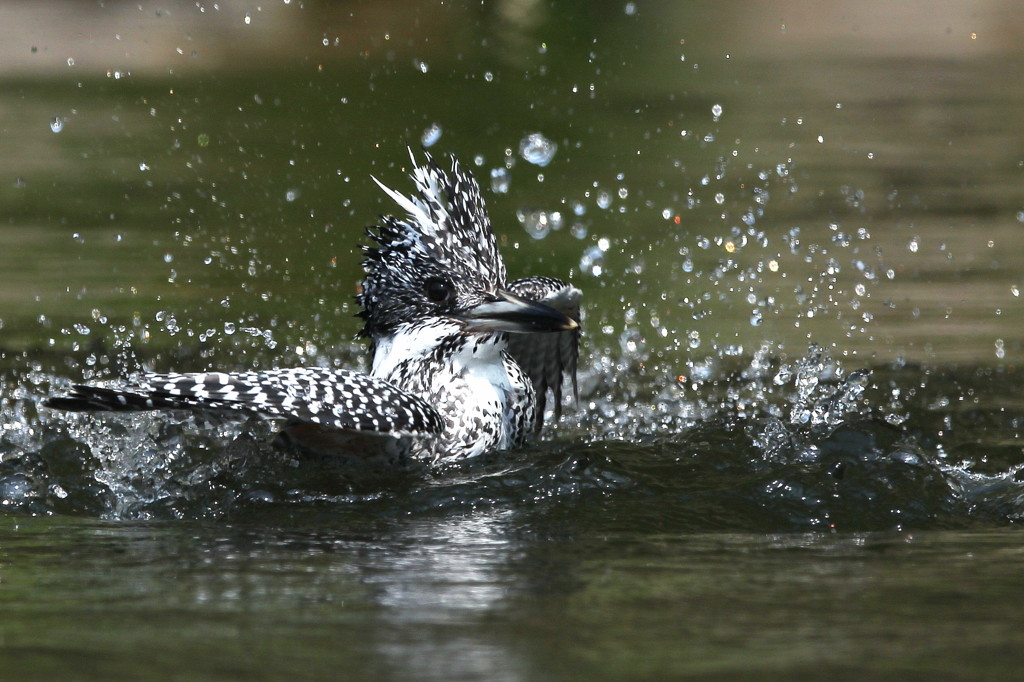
[
  {"x1": 46, "y1": 369, "x2": 445, "y2": 436},
  {"x1": 506, "y1": 276, "x2": 582, "y2": 429},
  {"x1": 45, "y1": 149, "x2": 582, "y2": 463}
]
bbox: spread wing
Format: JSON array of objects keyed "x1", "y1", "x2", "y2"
[
  {"x1": 505, "y1": 276, "x2": 582, "y2": 431},
  {"x1": 43, "y1": 368, "x2": 445, "y2": 437}
]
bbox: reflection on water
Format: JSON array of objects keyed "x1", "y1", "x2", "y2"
[
  {"x1": 368, "y1": 510, "x2": 527, "y2": 680},
  {"x1": 371, "y1": 512, "x2": 514, "y2": 618},
  {"x1": 3, "y1": 516, "x2": 1024, "y2": 679},
  {"x1": 1, "y1": 0, "x2": 1024, "y2": 679}
]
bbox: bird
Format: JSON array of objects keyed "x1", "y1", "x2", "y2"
[{"x1": 44, "y1": 150, "x2": 582, "y2": 465}]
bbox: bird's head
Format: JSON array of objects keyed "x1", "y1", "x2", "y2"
[{"x1": 358, "y1": 151, "x2": 576, "y2": 339}]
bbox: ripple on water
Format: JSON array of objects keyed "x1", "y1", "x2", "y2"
[{"x1": 3, "y1": 347, "x2": 1022, "y2": 530}]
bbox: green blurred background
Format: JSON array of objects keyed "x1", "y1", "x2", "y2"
[{"x1": 1, "y1": 0, "x2": 1021, "y2": 373}]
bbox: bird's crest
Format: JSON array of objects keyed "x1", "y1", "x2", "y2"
[{"x1": 359, "y1": 150, "x2": 507, "y2": 336}]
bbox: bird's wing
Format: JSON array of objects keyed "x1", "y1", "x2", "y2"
[
  {"x1": 505, "y1": 276, "x2": 582, "y2": 431},
  {"x1": 43, "y1": 368, "x2": 445, "y2": 437}
]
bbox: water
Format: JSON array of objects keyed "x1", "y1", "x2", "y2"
[
  {"x1": 421, "y1": 122, "x2": 443, "y2": 148},
  {"x1": 2, "y1": 1, "x2": 1024, "y2": 678},
  {"x1": 490, "y1": 166, "x2": 511, "y2": 194},
  {"x1": 518, "y1": 132, "x2": 558, "y2": 167}
]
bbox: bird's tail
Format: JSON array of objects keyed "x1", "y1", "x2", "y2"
[{"x1": 42, "y1": 385, "x2": 189, "y2": 412}]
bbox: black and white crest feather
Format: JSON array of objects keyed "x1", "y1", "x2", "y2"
[{"x1": 359, "y1": 151, "x2": 507, "y2": 338}]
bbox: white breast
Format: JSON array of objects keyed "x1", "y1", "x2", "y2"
[{"x1": 370, "y1": 322, "x2": 530, "y2": 460}]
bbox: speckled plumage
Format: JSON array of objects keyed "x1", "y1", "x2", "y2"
[
  {"x1": 47, "y1": 369, "x2": 444, "y2": 436},
  {"x1": 507, "y1": 276, "x2": 582, "y2": 429},
  {"x1": 45, "y1": 150, "x2": 581, "y2": 464}
]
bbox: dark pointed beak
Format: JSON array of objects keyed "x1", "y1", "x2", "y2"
[{"x1": 459, "y1": 290, "x2": 579, "y2": 334}]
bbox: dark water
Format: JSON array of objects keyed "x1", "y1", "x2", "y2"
[{"x1": 2, "y1": 1, "x2": 1024, "y2": 679}]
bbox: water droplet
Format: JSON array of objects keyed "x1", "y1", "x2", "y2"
[
  {"x1": 139, "y1": 161, "x2": 150, "y2": 171},
  {"x1": 518, "y1": 132, "x2": 557, "y2": 167},
  {"x1": 711, "y1": 103, "x2": 723, "y2": 119},
  {"x1": 420, "y1": 123, "x2": 443, "y2": 148},
  {"x1": 244, "y1": 13, "x2": 251, "y2": 25},
  {"x1": 580, "y1": 245, "x2": 605, "y2": 277},
  {"x1": 489, "y1": 167, "x2": 510, "y2": 194},
  {"x1": 619, "y1": 329, "x2": 645, "y2": 356},
  {"x1": 596, "y1": 190, "x2": 612, "y2": 210},
  {"x1": 624, "y1": 1, "x2": 637, "y2": 15},
  {"x1": 570, "y1": 222, "x2": 588, "y2": 239},
  {"x1": 50, "y1": 116, "x2": 64, "y2": 133},
  {"x1": 484, "y1": 71, "x2": 494, "y2": 82},
  {"x1": 285, "y1": 189, "x2": 299, "y2": 202},
  {"x1": 66, "y1": 57, "x2": 75, "y2": 67},
  {"x1": 517, "y1": 209, "x2": 552, "y2": 240},
  {"x1": 197, "y1": 133, "x2": 209, "y2": 147},
  {"x1": 414, "y1": 58, "x2": 429, "y2": 74}
]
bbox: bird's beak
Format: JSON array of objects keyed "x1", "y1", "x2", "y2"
[{"x1": 459, "y1": 290, "x2": 579, "y2": 333}]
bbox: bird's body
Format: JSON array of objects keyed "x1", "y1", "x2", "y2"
[
  {"x1": 45, "y1": 151, "x2": 581, "y2": 464},
  {"x1": 367, "y1": 317, "x2": 535, "y2": 459}
]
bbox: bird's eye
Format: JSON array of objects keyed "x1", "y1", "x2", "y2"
[{"x1": 424, "y1": 278, "x2": 453, "y2": 303}]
